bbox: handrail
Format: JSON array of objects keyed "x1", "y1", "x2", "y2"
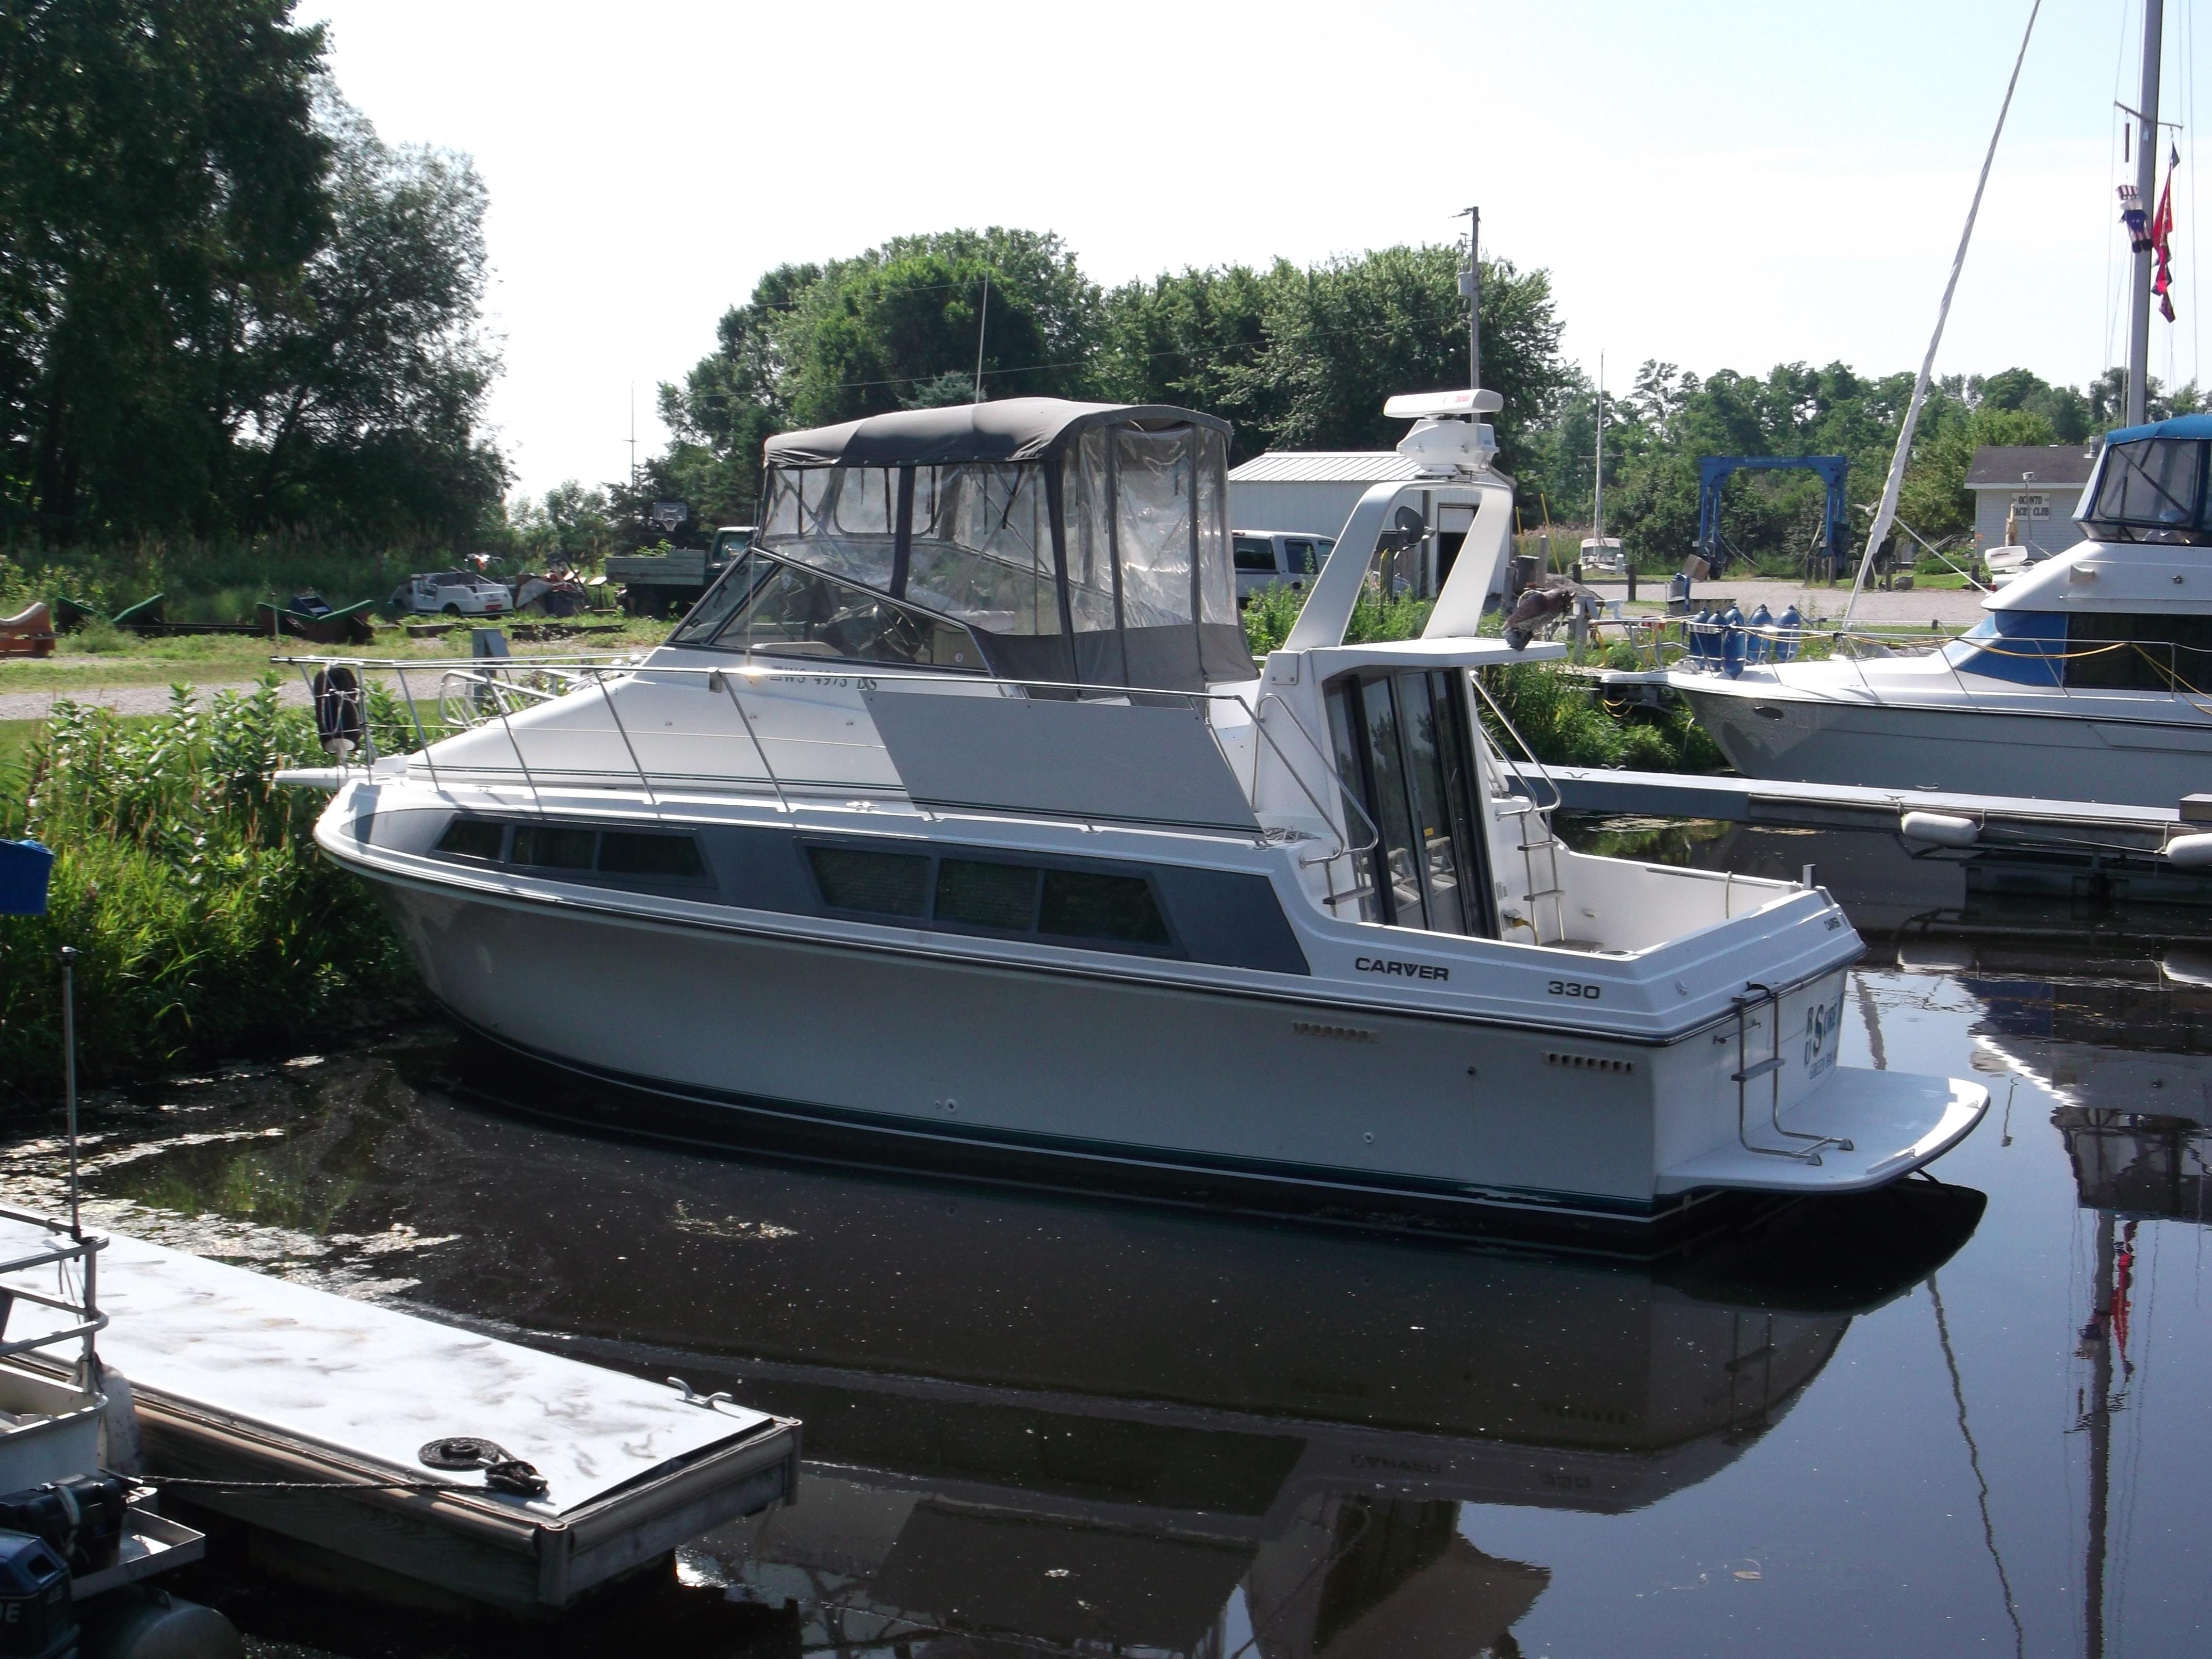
[
  {"x1": 279, "y1": 654, "x2": 1390, "y2": 856},
  {"x1": 0, "y1": 1203, "x2": 109, "y2": 1380},
  {"x1": 1467, "y1": 668, "x2": 1563, "y2": 818},
  {"x1": 1255, "y1": 691, "x2": 1382, "y2": 868}
]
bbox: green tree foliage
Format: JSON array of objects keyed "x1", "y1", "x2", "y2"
[
  {"x1": 650, "y1": 235, "x2": 1573, "y2": 519},
  {"x1": 507, "y1": 479, "x2": 617, "y2": 565},
  {"x1": 1579, "y1": 361, "x2": 2127, "y2": 573},
  {"x1": 0, "y1": 1, "x2": 503, "y2": 545}
]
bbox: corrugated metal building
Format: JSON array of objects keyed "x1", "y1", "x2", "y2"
[
  {"x1": 1967, "y1": 442, "x2": 2099, "y2": 558},
  {"x1": 1226, "y1": 451, "x2": 1430, "y2": 540},
  {"x1": 1228, "y1": 451, "x2": 1486, "y2": 595}
]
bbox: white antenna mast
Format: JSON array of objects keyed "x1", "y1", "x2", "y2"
[{"x1": 972, "y1": 269, "x2": 991, "y2": 403}]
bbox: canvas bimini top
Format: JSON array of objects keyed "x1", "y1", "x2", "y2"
[{"x1": 675, "y1": 399, "x2": 1257, "y2": 692}]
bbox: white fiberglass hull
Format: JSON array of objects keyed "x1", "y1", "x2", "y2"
[
  {"x1": 1676, "y1": 680, "x2": 2212, "y2": 807},
  {"x1": 364, "y1": 865, "x2": 1982, "y2": 1240}
]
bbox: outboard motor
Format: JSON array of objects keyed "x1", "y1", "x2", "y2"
[
  {"x1": 1777, "y1": 604, "x2": 1802, "y2": 663},
  {"x1": 312, "y1": 664, "x2": 366, "y2": 759},
  {"x1": 1747, "y1": 602, "x2": 1773, "y2": 664},
  {"x1": 1720, "y1": 604, "x2": 1747, "y2": 678}
]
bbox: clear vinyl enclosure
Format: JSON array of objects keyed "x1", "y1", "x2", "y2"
[{"x1": 672, "y1": 403, "x2": 1256, "y2": 691}]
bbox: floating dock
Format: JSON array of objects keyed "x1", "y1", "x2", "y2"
[
  {"x1": 0, "y1": 1220, "x2": 800, "y2": 1615},
  {"x1": 1507, "y1": 762, "x2": 2184, "y2": 856}
]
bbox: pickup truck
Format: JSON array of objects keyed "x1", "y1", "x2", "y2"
[
  {"x1": 607, "y1": 526, "x2": 754, "y2": 618},
  {"x1": 388, "y1": 571, "x2": 510, "y2": 618}
]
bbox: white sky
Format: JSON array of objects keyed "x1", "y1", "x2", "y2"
[{"x1": 302, "y1": 0, "x2": 2207, "y2": 500}]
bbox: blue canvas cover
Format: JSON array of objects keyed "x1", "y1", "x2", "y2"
[{"x1": 0, "y1": 839, "x2": 54, "y2": 916}]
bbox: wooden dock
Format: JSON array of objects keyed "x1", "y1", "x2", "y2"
[{"x1": 0, "y1": 1220, "x2": 800, "y2": 1615}]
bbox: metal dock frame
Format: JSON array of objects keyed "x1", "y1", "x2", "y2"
[{"x1": 129, "y1": 1388, "x2": 800, "y2": 1615}]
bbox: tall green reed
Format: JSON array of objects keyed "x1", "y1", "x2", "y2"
[{"x1": 0, "y1": 681, "x2": 423, "y2": 1105}]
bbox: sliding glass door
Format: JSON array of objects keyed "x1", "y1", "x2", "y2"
[{"x1": 1323, "y1": 670, "x2": 1497, "y2": 936}]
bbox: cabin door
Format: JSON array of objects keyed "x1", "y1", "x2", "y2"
[{"x1": 1323, "y1": 670, "x2": 1499, "y2": 936}]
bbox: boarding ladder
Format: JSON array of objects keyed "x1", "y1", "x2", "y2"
[{"x1": 1730, "y1": 982, "x2": 1853, "y2": 1165}]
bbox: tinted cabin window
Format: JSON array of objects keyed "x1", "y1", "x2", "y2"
[
  {"x1": 512, "y1": 825, "x2": 596, "y2": 869},
  {"x1": 809, "y1": 847, "x2": 930, "y2": 917},
  {"x1": 2065, "y1": 612, "x2": 2212, "y2": 691},
  {"x1": 1233, "y1": 539, "x2": 1278, "y2": 573},
  {"x1": 1039, "y1": 870, "x2": 1170, "y2": 944},
  {"x1": 936, "y1": 859, "x2": 1040, "y2": 930},
  {"x1": 1283, "y1": 539, "x2": 1320, "y2": 576},
  {"x1": 437, "y1": 818, "x2": 505, "y2": 860},
  {"x1": 599, "y1": 831, "x2": 704, "y2": 878}
]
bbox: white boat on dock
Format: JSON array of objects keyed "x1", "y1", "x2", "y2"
[{"x1": 289, "y1": 394, "x2": 1985, "y2": 1242}]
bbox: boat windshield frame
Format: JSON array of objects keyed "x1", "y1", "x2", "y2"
[
  {"x1": 668, "y1": 546, "x2": 994, "y2": 673},
  {"x1": 2079, "y1": 435, "x2": 2212, "y2": 544}
]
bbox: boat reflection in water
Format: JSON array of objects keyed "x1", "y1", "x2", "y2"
[
  {"x1": 38, "y1": 1034, "x2": 1987, "y2": 1656},
  {"x1": 503, "y1": 1141, "x2": 1985, "y2": 1658}
]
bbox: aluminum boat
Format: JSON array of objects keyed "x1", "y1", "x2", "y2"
[
  {"x1": 296, "y1": 394, "x2": 1983, "y2": 1241},
  {"x1": 1638, "y1": 415, "x2": 2212, "y2": 808}
]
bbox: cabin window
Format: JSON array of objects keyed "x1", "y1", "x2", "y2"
[
  {"x1": 803, "y1": 842, "x2": 1177, "y2": 951},
  {"x1": 433, "y1": 819, "x2": 709, "y2": 883},
  {"x1": 599, "y1": 831, "x2": 705, "y2": 879},
  {"x1": 1283, "y1": 538, "x2": 1324, "y2": 576},
  {"x1": 512, "y1": 825, "x2": 596, "y2": 870},
  {"x1": 436, "y1": 818, "x2": 505, "y2": 860},
  {"x1": 1233, "y1": 539, "x2": 1277, "y2": 573},
  {"x1": 1038, "y1": 869, "x2": 1170, "y2": 945},
  {"x1": 935, "y1": 858, "x2": 1042, "y2": 930},
  {"x1": 2062, "y1": 611, "x2": 2212, "y2": 691},
  {"x1": 808, "y1": 845, "x2": 931, "y2": 917}
]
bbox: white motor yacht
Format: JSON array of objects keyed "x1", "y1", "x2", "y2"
[
  {"x1": 1640, "y1": 415, "x2": 2212, "y2": 808},
  {"x1": 298, "y1": 394, "x2": 1982, "y2": 1243}
]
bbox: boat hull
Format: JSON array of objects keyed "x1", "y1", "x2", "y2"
[
  {"x1": 369, "y1": 875, "x2": 1974, "y2": 1246},
  {"x1": 1677, "y1": 684, "x2": 2212, "y2": 808}
]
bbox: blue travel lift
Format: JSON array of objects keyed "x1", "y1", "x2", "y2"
[{"x1": 1693, "y1": 454, "x2": 1850, "y2": 582}]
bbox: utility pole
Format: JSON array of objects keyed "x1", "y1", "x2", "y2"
[
  {"x1": 1457, "y1": 207, "x2": 1481, "y2": 392},
  {"x1": 2126, "y1": 0, "x2": 2164, "y2": 427}
]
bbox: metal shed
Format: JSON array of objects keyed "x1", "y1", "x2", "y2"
[{"x1": 1227, "y1": 451, "x2": 1484, "y2": 597}]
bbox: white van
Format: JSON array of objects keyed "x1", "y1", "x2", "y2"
[{"x1": 1233, "y1": 530, "x2": 1335, "y2": 603}]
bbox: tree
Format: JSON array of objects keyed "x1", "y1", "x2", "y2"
[
  {"x1": 0, "y1": 1, "x2": 506, "y2": 545},
  {"x1": 0, "y1": 0, "x2": 330, "y2": 537},
  {"x1": 654, "y1": 230, "x2": 1102, "y2": 527},
  {"x1": 238, "y1": 96, "x2": 505, "y2": 542}
]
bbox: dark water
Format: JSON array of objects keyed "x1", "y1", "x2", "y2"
[{"x1": 9, "y1": 822, "x2": 2212, "y2": 1657}]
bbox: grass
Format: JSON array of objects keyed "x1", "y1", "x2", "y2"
[
  {"x1": 2, "y1": 617, "x2": 677, "y2": 693},
  {"x1": 0, "y1": 685, "x2": 428, "y2": 1108}
]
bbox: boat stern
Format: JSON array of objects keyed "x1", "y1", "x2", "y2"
[{"x1": 1655, "y1": 1067, "x2": 1987, "y2": 1196}]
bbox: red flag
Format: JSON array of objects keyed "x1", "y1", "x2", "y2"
[{"x1": 2153, "y1": 145, "x2": 2180, "y2": 322}]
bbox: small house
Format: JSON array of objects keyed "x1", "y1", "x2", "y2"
[{"x1": 1966, "y1": 443, "x2": 2099, "y2": 559}]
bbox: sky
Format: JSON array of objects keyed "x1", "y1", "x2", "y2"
[{"x1": 300, "y1": 0, "x2": 2209, "y2": 501}]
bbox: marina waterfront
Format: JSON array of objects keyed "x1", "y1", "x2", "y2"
[{"x1": 3, "y1": 822, "x2": 2205, "y2": 1656}]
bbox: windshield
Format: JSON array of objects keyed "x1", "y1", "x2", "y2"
[
  {"x1": 2083, "y1": 437, "x2": 2208, "y2": 542},
  {"x1": 669, "y1": 550, "x2": 987, "y2": 671}
]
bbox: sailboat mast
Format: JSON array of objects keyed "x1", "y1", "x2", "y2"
[
  {"x1": 1595, "y1": 354, "x2": 1605, "y2": 547},
  {"x1": 2127, "y1": 0, "x2": 2165, "y2": 427},
  {"x1": 2084, "y1": 1210, "x2": 2115, "y2": 1659}
]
